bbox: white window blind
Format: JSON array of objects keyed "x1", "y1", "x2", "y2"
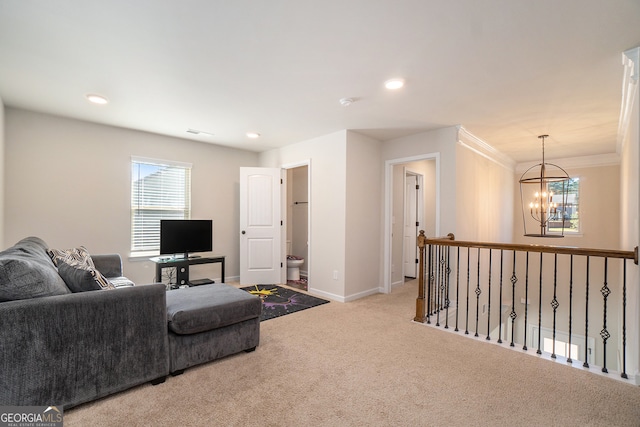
[{"x1": 131, "y1": 158, "x2": 192, "y2": 254}]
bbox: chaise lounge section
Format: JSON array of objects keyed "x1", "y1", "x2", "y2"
[{"x1": 166, "y1": 284, "x2": 262, "y2": 374}]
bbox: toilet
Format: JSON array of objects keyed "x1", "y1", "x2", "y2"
[{"x1": 286, "y1": 241, "x2": 304, "y2": 281}]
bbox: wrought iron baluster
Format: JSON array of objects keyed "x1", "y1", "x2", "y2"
[
  {"x1": 523, "y1": 252, "x2": 529, "y2": 351},
  {"x1": 550, "y1": 254, "x2": 559, "y2": 359},
  {"x1": 498, "y1": 250, "x2": 504, "y2": 344},
  {"x1": 455, "y1": 247, "x2": 460, "y2": 332},
  {"x1": 439, "y1": 245, "x2": 447, "y2": 323},
  {"x1": 465, "y1": 247, "x2": 470, "y2": 335},
  {"x1": 600, "y1": 257, "x2": 610, "y2": 373},
  {"x1": 444, "y1": 246, "x2": 451, "y2": 329},
  {"x1": 537, "y1": 252, "x2": 543, "y2": 355},
  {"x1": 486, "y1": 249, "x2": 492, "y2": 341},
  {"x1": 426, "y1": 244, "x2": 433, "y2": 324},
  {"x1": 436, "y1": 246, "x2": 444, "y2": 326},
  {"x1": 622, "y1": 261, "x2": 628, "y2": 379},
  {"x1": 510, "y1": 251, "x2": 518, "y2": 347},
  {"x1": 567, "y1": 255, "x2": 574, "y2": 364},
  {"x1": 583, "y1": 256, "x2": 590, "y2": 368},
  {"x1": 474, "y1": 247, "x2": 481, "y2": 337},
  {"x1": 436, "y1": 245, "x2": 442, "y2": 326}
]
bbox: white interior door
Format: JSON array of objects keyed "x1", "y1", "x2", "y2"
[
  {"x1": 403, "y1": 173, "x2": 418, "y2": 278},
  {"x1": 240, "y1": 167, "x2": 284, "y2": 285}
]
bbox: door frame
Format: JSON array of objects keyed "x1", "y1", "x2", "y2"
[
  {"x1": 282, "y1": 159, "x2": 311, "y2": 287},
  {"x1": 383, "y1": 153, "x2": 440, "y2": 293}
]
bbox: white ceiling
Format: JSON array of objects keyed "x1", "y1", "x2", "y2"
[{"x1": 1, "y1": 1, "x2": 639, "y2": 163}]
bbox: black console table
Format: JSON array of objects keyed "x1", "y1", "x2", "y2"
[{"x1": 150, "y1": 255, "x2": 225, "y2": 287}]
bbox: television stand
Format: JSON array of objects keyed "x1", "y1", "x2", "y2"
[{"x1": 150, "y1": 255, "x2": 225, "y2": 287}]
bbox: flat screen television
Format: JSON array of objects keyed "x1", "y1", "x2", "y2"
[{"x1": 160, "y1": 219, "x2": 212, "y2": 258}]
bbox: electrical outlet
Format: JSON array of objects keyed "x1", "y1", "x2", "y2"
[{"x1": 333, "y1": 270, "x2": 338, "y2": 280}]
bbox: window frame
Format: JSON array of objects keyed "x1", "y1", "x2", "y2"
[
  {"x1": 130, "y1": 156, "x2": 192, "y2": 257},
  {"x1": 547, "y1": 176, "x2": 580, "y2": 235}
]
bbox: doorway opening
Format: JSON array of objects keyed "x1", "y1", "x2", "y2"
[
  {"x1": 384, "y1": 154, "x2": 439, "y2": 293},
  {"x1": 284, "y1": 163, "x2": 310, "y2": 291},
  {"x1": 403, "y1": 170, "x2": 423, "y2": 280}
]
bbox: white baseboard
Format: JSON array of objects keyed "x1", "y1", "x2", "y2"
[
  {"x1": 307, "y1": 287, "x2": 344, "y2": 302},
  {"x1": 391, "y1": 280, "x2": 405, "y2": 289},
  {"x1": 307, "y1": 286, "x2": 380, "y2": 303}
]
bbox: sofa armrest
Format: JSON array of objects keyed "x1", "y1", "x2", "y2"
[
  {"x1": 0, "y1": 284, "x2": 169, "y2": 408},
  {"x1": 91, "y1": 253, "x2": 123, "y2": 278}
]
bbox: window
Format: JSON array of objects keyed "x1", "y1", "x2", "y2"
[
  {"x1": 131, "y1": 158, "x2": 191, "y2": 255},
  {"x1": 548, "y1": 177, "x2": 580, "y2": 234}
]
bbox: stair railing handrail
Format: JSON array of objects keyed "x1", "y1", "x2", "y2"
[
  {"x1": 414, "y1": 230, "x2": 639, "y2": 380},
  {"x1": 420, "y1": 231, "x2": 638, "y2": 263}
]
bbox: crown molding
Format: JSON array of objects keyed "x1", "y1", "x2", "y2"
[
  {"x1": 617, "y1": 47, "x2": 639, "y2": 154},
  {"x1": 456, "y1": 125, "x2": 516, "y2": 171},
  {"x1": 515, "y1": 152, "x2": 620, "y2": 174}
]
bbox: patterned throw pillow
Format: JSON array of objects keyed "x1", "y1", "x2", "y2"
[
  {"x1": 48, "y1": 246, "x2": 95, "y2": 268},
  {"x1": 48, "y1": 246, "x2": 114, "y2": 291}
]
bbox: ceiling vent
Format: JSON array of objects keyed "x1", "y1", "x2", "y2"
[{"x1": 187, "y1": 128, "x2": 214, "y2": 136}]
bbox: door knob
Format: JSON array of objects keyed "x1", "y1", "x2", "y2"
[{"x1": 241, "y1": 230, "x2": 246, "y2": 234}]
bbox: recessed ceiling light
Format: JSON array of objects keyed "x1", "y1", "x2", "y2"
[
  {"x1": 384, "y1": 78, "x2": 405, "y2": 90},
  {"x1": 86, "y1": 94, "x2": 109, "y2": 105},
  {"x1": 246, "y1": 132, "x2": 261, "y2": 139}
]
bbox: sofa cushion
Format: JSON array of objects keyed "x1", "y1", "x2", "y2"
[
  {"x1": 57, "y1": 260, "x2": 116, "y2": 292},
  {"x1": 166, "y1": 284, "x2": 262, "y2": 335},
  {"x1": 0, "y1": 237, "x2": 71, "y2": 302}
]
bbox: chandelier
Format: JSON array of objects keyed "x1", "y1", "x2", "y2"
[{"x1": 519, "y1": 135, "x2": 570, "y2": 237}]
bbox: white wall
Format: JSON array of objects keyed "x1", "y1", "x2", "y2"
[
  {"x1": 382, "y1": 126, "x2": 458, "y2": 236},
  {"x1": 619, "y1": 72, "x2": 639, "y2": 382},
  {"x1": 4, "y1": 108, "x2": 258, "y2": 284},
  {"x1": 455, "y1": 132, "x2": 515, "y2": 243},
  {"x1": 260, "y1": 130, "x2": 347, "y2": 301},
  {"x1": 455, "y1": 144, "x2": 514, "y2": 242},
  {"x1": 345, "y1": 131, "x2": 382, "y2": 299},
  {"x1": 513, "y1": 163, "x2": 621, "y2": 249}
]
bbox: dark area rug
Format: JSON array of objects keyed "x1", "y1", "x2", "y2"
[{"x1": 241, "y1": 285, "x2": 329, "y2": 321}]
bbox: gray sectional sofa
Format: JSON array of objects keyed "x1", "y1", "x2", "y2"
[{"x1": 0, "y1": 237, "x2": 261, "y2": 409}]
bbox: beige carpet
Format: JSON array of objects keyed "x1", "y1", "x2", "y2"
[{"x1": 65, "y1": 280, "x2": 640, "y2": 426}]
